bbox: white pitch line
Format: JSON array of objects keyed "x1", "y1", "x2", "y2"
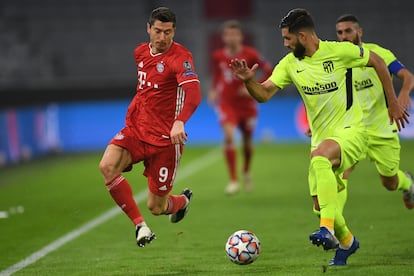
[
  {"x1": 0, "y1": 147, "x2": 220, "y2": 276},
  {"x1": 0, "y1": 211, "x2": 8, "y2": 219}
]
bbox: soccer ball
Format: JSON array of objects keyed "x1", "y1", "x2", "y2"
[{"x1": 225, "y1": 230, "x2": 261, "y2": 265}]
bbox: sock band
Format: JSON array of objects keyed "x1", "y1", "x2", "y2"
[
  {"x1": 339, "y1": 232, "x2": 354, "y2": 249},
  {"x1": 106, "y1": 175, "x2": 126, "y2": 191}
]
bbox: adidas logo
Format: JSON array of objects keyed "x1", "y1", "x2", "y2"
[{"x1": 114, "y1": 133, "x2": 124, "y2": 140}]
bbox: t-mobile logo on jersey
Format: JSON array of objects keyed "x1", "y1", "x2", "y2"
[
  {"x1": 137, "y1": 70, "x2": 147, "y2": 89},
  {"x1": 137, "y1": 69, "x2": 159, "y2": 90}
]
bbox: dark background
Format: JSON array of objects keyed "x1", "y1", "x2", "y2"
[{"x1": 1, "y1": 0, "x2": 413, "y2": 107}]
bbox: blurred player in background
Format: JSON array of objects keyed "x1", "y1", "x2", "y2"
[
  {"x1": 312, "y1": 14, "x2": 414, "y2": 266},
  {"x1": 208, "y1": 20, "x2": 273, "y2": 195},
  {"x1": 99, "y1": 7, "x2": 201, "y2": 247},
  {"x1": 230, "y1": 8, "x2": 409, "y2": 255}
]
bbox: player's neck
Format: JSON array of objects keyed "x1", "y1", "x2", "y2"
[
  {"x1": 225, "y1": 44, "x2": 242, "y2": 56},
  {"x1": 305, "y1": 36, "x2": 320, "y2": 57},
  {"x1": 149, "y1": 41, "x2": 173, "y2": 55}
]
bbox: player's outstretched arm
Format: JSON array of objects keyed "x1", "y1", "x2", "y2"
[
  {"x1": 368, "y1": 51, "x2": 410, "y2": 131},
  {"x1": 230, "y1": 58, "x2": 279, "y2": 102},
  {"x1": 396, "y1": 68, "x2": 414, "y2": 110}
]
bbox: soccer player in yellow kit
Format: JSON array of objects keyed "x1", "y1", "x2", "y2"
[
  {"x1": 230, "y1": 8, "x2": 409, "y2": 253},
  {"x1": 314, "y1": 14, "x2": 414, "y2": 266}
]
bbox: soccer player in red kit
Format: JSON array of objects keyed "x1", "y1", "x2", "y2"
[
  {"x1": 208, "y1": 20, "x2": 273, "y2": 195},
  {"x1": 99, "y1": 7, "x2": 201, "y2": 247}
]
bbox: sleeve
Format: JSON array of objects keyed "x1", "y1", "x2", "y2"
[
  {"x1": 340, "y1": 42, "x2": 370, "y2": 68},
  {"x1": 176, "y1": 81, "x2": 202, "y2": 123},
  {"x1": 374, "y1": 46, "x2": 405, "y2": 75},
  {"x1": 175, "y1": 51, "x2": 199, "y2": 86}
]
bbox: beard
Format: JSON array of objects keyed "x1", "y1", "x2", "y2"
[
  {"x1": 341, "y1": 35, "x2": 361, "y2": 46},
  {"x1": 293, "y1": 41, "x2": 306, "y2": 60},
  {"x1": 352, "y1": 36, "x2": 361, "y2": 45}
]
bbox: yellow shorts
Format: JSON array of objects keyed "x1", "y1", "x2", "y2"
[
  {"x1": 309, "y1": 126, "x2": 368, "y2": 196},
  {"x1": 366, "y1": 131, "x2": 400, "y2": 177}
]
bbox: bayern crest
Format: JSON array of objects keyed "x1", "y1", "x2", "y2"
[{"x1": 156, "y1": 62, "x2": 165, "y2": 72}]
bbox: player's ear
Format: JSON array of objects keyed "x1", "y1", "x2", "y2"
[
  {"x1": 358, "y1": 27, "x2": 363, "y2": 39},
  {"x1": 146, "y1": 23, "x2": 151, "y2": 34},
  {"x1": 297, "y1": 31, "x2": 306, "y2": 42}
]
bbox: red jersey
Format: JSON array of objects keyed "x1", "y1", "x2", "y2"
[
  {"x1": 211, "y1": 46, "x2": 273, "y2": 108},
  {"x1": 126, "y1": 42, "x2": 200, "y2": 146}
]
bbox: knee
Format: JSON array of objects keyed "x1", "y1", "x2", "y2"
[
  {"x1": 310, "y1": 149, "x2": 328, "y2": 159},
  {"x1": 99, "y1": 161, "x2": 117, "y2": 182},
  {"x1": 99, "y1": 160, "x2": 110, "y2": 175},
  {"x1": 381, "y1": 175, "x2": 398, "y2": 191},
  {"x1": 310, "y1": 140, "x2": 340, "y2": 163},
  {"x1": 98, "y1": 160, "x2": 107, "y2": 174},
  {"x1": 382, "y1": 181, "x2": 397, "y2": 191},
  {"x1": 224, "y1": 136, "x2": 234, "y2": 146}
]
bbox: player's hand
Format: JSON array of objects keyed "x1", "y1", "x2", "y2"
[
  {"x1": 397, "y1": 93, "x2": 412, "y2": 111},
  {"x1": 230, "y1": 59, "x2": 259, "y2": 82},
  {"x1": 170, "y1": 120, "x2": 187, "y2": 144},
  {"x1": 388, "y1": 102, "x2": 410, "y2": 131}
]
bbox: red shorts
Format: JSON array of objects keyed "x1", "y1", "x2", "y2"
[
  {"x1": 216, "y1": 104, "x2": 257, "y2": 133},
  {"x1": 109, "y1": 127, "x2": 184, "y2": 196}
]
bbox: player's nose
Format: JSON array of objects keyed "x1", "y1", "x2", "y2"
[{"x1": 159, "y1": 32, "x2": 167, "y2": 40}]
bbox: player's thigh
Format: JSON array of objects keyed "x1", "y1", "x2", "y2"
[
  {"x1": 239, "y1": 114, "x2": 257, "y2": 136},
  {"x1": 144, "y1": 143, "x2": 184, "y2": 196},
  {"x1": 99, "y1": 144, "x2": 132, "y2": 180},
  {"x1": 109, "y1": 126, "x2": 148, "y2": 163},
  {"x1": 308, "y1": 128, "x2": 354, "y2": 197},
  {"x1": 101, "y1": 144, "x2": 131, "y2": 166},
  {"x1": 328, "y1": 127, "x2": 368, "y2": 173},
  {"x1": 367, "y1": 134, "x2": 400, "y2": 177},
  {"x1": 217, "y1": 105, "x2": 238, "y2": 128},
  {"x1": 222, "y1": 122, "x2": 237, "y2": 140}
]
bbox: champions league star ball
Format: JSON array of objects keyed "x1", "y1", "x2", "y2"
[{"x1": 225, "y1": 230, "x2": 261, "y2": 265}]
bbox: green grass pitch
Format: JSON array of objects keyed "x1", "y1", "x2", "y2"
[{"x1": 1, "y1": 141, "x2": 414, "y2": 275}]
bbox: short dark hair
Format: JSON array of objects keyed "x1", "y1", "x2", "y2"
[
  {"x1": 279, "y1": 8, "x2": 314, "y2": 33},
  {"x1": 336, "y1": 14, "x2": 360, "y2": 24},
  {"x1": 221, "y1": 19, "x2": 242, "y2": 32},
  {"x1": 148, "y1": 7, "x2": 176, "y2": 27}
]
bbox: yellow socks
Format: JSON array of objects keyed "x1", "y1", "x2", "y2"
[{"x1": 309, "y1": 156, "x2": 337, "y2": 231}]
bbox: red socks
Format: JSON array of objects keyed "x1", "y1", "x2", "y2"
[
  {"x1": 166, "y1": 194, "x2": 187, "y2": 214},
  {"x1": 106, "y1": 175, "x2": 143, "y2": 225},
  {"x1": 225, "y1": 145, "x2": 237, "y2": 181},
  {"x1": 225, "y1": 143, "x2": 253, "y2": 180},
  {"x1": 243, "y1": 144, "x2": 252, "y2": 173}
]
